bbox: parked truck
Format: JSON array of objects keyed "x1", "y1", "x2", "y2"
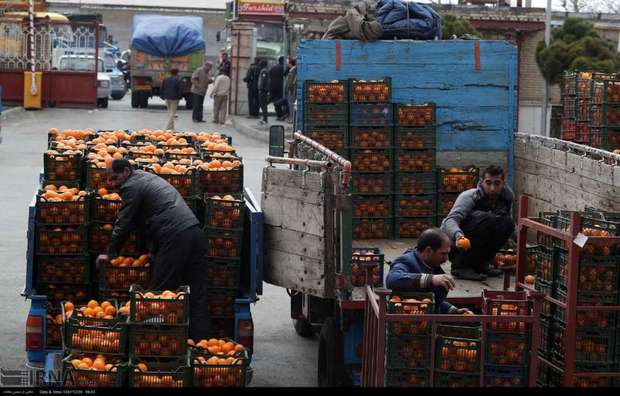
[{"x1": 129, "y1": 15, "x2": 205, "y2": 109}]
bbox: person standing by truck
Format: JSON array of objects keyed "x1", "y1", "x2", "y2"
[
  {"x1": 160, "y1": 69, "x2": 183, "y2": 131},
  {"x1": 386, "y1": 228, "x2": 473, "y2": 315},
  {"x1": 218, "y1": 51, "x2": 231, "y2": 78},
  {"x1": 190, "y1": 60, "x2": 214, "y2": 123},
  {"x1": 243, "y1": 59, "x2": 261, "y2": 118},
  {"x1": 257, "y1": 60, "x2": 270, "y2": 126},
  {"x1": 440, "y1": 165, "x2": 515, "y2": 281},
  {"x1": 96, "y1": 159, "x2": 210, "y2": 339},
  {"x1": 269, "y1": 56, "x2": 286, "y2": 121},
  {"x1": 210, "y1": 69, "x2": 231, "y2": 124}
]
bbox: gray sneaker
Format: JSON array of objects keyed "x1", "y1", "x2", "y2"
[{"x1": 451, "y1": 268, "x2": 488, "y2": 281}]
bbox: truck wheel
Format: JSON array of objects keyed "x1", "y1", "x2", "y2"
[
  {"x1": 317, "y1": 318, "x2": 344, "y2": 387},
  {"x1": 131, "y1": 91, "x2": 140, "y2": 108},
  {"x1": 184, "y1": 94, "x2": 193, "y2": 110},
  {"x1": 140, "y1": 94, "x2": 148, "y2": 108},
  {"x1": 293, "y1": 318, "x2": 315, "y2": 338},
  {"x1": 100, "y1": 98, "x2": 108, "y2": 108}
]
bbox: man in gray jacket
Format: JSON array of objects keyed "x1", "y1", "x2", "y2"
[
  {"x1": 191, "y1": 60, "x2": 214, "y2": 123},
  {"x1": 96, "y1": 159, "x2": 209, "y2": 339},
  {"x1": 440, "y1": 165, "x2": 515, "y2": 281}
]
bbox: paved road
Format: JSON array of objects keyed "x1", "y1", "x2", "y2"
[{"x1": 0, "y1": 96, "x2": 317, "y2": 387}]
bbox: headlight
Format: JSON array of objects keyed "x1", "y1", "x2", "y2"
[{"x1": 98, "y1": 81, "x2": 110, "y2": 88}]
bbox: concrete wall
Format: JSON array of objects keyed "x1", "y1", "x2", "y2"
[
  {"x1": 47, "y1": 4, "x2": 226, "y2": 61},
  {"x1": 514, "y1": 133, "x2": 620, "y2": 217}
]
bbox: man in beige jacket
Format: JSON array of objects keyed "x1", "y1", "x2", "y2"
[
  {"x1": 190, "y1": 60, "x2": 214, "y2": 123},
  {"x1": 210, "y1": 69, "x2": 231, "y2": 124}
]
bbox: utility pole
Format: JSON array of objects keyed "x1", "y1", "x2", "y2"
[{"x1": 540, "y1": 0, "x2": 552, "y2": 136}]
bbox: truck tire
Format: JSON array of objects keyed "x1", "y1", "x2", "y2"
[
  {"x1": 293, "y1": 318, "x2": 315, "y2": 338},
  {"x1": 100, "y1": 98, "x2": 108, "y2": 108},
  {"x1": 184, "y1": 94, "x2": 193, "y2": 110},
  {"x1": 139, "y1": 93, "x2": 148, "y2": 109},
  {"x1": 131, "y1": 91, "x2": 140, "y2": 108},
  {"x1": 317, "y1": 318, "x2": 344, "y2": 387}
]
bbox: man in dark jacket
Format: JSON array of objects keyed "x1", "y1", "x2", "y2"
[
  {"x1": 160, "y1": 68, "x2": 184, "y2": 130},
  {"x1": 269, "y1": 56, "x2": 286, "y2": 120},
  {"x1": 257, "y1": 60, "x2": 270, "y2": 125},
  {"x1": 243, "y1": 59, "x2": 261, "y2": 118},
  {"x1": 440, "y1": 165, "x2": 516, "y2": 281},
  {"x1": 96, "y1": 159, "x2": 209, "y2": 339},
  {"x1": 386, "y1": 228, "x2": 472, "y2": 315},
  {"x1": 218, "y1": 51, "x2": 231, "y2": 78}
]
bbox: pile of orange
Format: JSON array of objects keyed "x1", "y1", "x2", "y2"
[
  {"x1": 109, "y1": 255, "x2": 150, "y2": 268},
  {"x1": 131, "y1": 362, "x2": 184, "y2": 388},
  {"x1": 53, "y1": 135, "x2": 89, "y2": 151},
  {"x1": 133, "y1": 290, "x2": 186, "y2": 324},
  {"x1": 64, "y1": 300, "x2": 117, "y2": 320},
  {"x1": 151, "y1": 162, "x2": 191, "y2": 175},
  {"x1": 127, "y1": 143, "x2": 165, "y2": 156},
  {"x1": 189, "y1": 338, "x2": 245, "y2": 356},
  {"x1": 49, "y1": 128, "x2": 94, "y2": 140},
  {"x1": 87, "y1": 130, "x2": 132, "y2": 146},
  {"x1": 69, "y1": 354, "x2": 119, "y2": 372},
  {"x1": 133, "y1": 129, "x2": 176, "y2": 142},
  {"x1": 201, "y1": 141, "x2": 235, "y2": 152},
  {"x1": 40, "y1": 185, "x2": 87, "y2": 202},
  {"x1": 389, "y1": 296, "x2": 433, "y2": 314},
  {"x1": 167, "y1": 147, "x2": 197, "y2": 155},
  {"x1": 199, "y1": 159, "x2": 242, "y2": 172},
  {"x1": 191, "y1": 132, "x2": 227, "y2": 144},
  {"x1": 96, "y1": 188, "x2": 121, "y2": 200},
  {"x1": 86, "y1": 144, "x2": 128, "y2": 169}
]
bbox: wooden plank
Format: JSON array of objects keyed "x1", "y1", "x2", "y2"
[
  {"x1": 265, "y1": 226, "x2": 325, "y2": 261},
  {"x1": 264, "y1": 249, "x2": 333, "y2": 299},
  {"x1": 262, "y1": 167, "x2": 326, "y2": 194},
  {"x1": 262, "y1": 195, "x2": 325, "y2": 236}
]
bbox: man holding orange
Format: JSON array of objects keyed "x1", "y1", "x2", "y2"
[{"x1": 440, "y1": 165, "x2": 516, "y2": 281}]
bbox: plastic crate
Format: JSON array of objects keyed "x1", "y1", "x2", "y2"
[
  {"x1": 534, "y1": 280, "x2": 553, "y2": 317},
  {"x1": 394, "y1": 103, "x2": 435, "y2": 127},
  {"x1": 46, "y1": 304, "x2": 64, "y2": 349},
  {"x1": 555, "y1": 251, "x2": 620, "y2": 294},
  {"x1": 553, "y1": 306, "x2": 617, "y2": 331},
  {"x1": 36, "y1": 255, "x2": 90, "y2": 285},
  {"x1": 352, "y1": 218, "x2": 392, "y2": 240},
  {"x1": 395, "y1": 217, "x2": 436, "y2": 239},
  {"x1": 438, "y1": 193, "x2": 459, "y2": 217},
  {"x1": 550, "y1": 325, "x2": 616, "y2": 370},
  {"x1": 395, "y1": 172, "x2": 436, "y2": 195},
  {"x1": 305, "y1": 126, "x2": 348, "y2": 151},
  {"x1": 128, "y1": 357, "x2": 191, "y2": 388},
  {"x1": 204, "y1": 195, "x2": 245, "y2": 230},
  {"x1": 350, "y1": 149, "x2": 392, "y2": 173},
  {"x1": 90, "y1": 223, "x2": 142, "y2": 256},
  {"x1": 538, "y1": 315, "x2": 551, "y2": 357},
  {"x1": 438, "y1": 166, "x2": 478, "y2": 193},
  {"x1": 85, "y1": 163, "x2": 108, "y2": 191},
  {"x1": 395, "y1": 149, "x2": 435, "y2": 172},
  {"x1": 44, "y1": 151, "x2": 82, "y2": 181},
  {"x1": 190, "y1": 344, "x2": 249, "y2": 387},
  {"x1": 592, "y1": 103, "x2": 620, "y2": 128},
  {"x1": 92, "y1": 197, "x2": 121, "y2": 223},
  {"x1": 205, "y1": 229, "x2": 243, "y2": 259},
  {"x1": 386, "y1": 335, "x2": 431, "y2": 369},
  {"x1": 486, "y1": 333, "x2": 529, "y2": 366},
  {"x1": 592, "y1": 80, "x2": 620, "y2": 105},
  {"x1": 352, "y1": 195, "x2": 392, "y2": 218},
  {"x1": 36, "y1": 195, "x2": 89, "y2": 225},
  {"x1": 130, "y1": 285, "x2": 189, "y2": 325},
  {"x1": 482, "y1": 290, "x2": 531, "y2": 334},
  {"x1": 99, "y1": 260, "x2": 151, "y2": 291},
  {"x1": 394, "y1": 194, "x2": 435, "y2": 217},
  {"x1": 436, "y1": 335, "x2": 481, "y2": 373},
  {"x1": 304, "y1": 80, "x2": 348, "y2": 104},
  {"x1": 206, "y1": 288, "x2": 236, "y2": 318},
  {"x1": 37, "y1": 284, "x2": 90, "y2": 304},
  {"x1": 350, "y1": 78, "x2": 391, "y2": 103},
  {"x1": 600, "y1": 128, "x2": 620, "y2": 152},
  {"x1": 129, "y1": 325, "x2": 188, "y2": 359},
  {"x1": 351, "y1": 172, "x2": 393, "y2": 195},
  {"x1": 350, "y1": 249, "x2": 384, "y2": 287},
  {"x1": 531, "y1": 246, "x2": 554, "y2": 284},
  {"x1": 149, "y1": 171, "x2": 195, "y2": 197},
  {"x1": 394, "y1": 126, "x2": 435, "y2": 149},
  {"x1": 484, "y1": 365, "x2": 528, "y2": 387},
  {"x1": 36, "y1": 225, "x2": 88, "y2": 255},
  {"x1": 350, "y1": 126, "x2": 393, "y2": 149},
  {"x1": 62, "y1": 354, "x2": 126, "y2": 387},
  {"x1": 303, "y1": 103, "x2": 348, "y2": 126},
  {"x1": 385, "y1": 368, "x2": 430, "y2": 387},
  {"x1": 207, "y1": 259, "x2": 241, "y2": 289},
  {"x1": 434, "y1": 372, "x2": 479, "y2": 387},
  {"x1": 350, "y1": 103, "x2": 393, "y2": 126},
  {"x1": 197, "y1": 164, "x2": 243, "y2": 195},
  {"x1": 99, "y1": 289, "x2": 131, "y2": 302},
  {"x1": 209, "y1": 318, "x2": 235, "y2": 339},
  {"x1": 62, "y1": 302, "x2": 127, "y2": 355}
]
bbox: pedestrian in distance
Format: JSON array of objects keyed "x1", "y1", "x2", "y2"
[
  {"x1": 284, "y1": 57, "x2": 296, "y2": 123},
  {"x1": 218, "y1": 51, "x2": 231, "y2": 78},
  {"x1": 269, "y1": 56, "x2": 286, "y2": 121},
  {"x1": 386, "y1": 228, "x2": 473, "y2": 315},
  {"x1": 440, "y1": 165, "x2": 516, "y2": 281},
  {"x1": 257, "y1": 59, "x2": 270, "y2": 126},
  {"x1": 96, "y1": 159, "x2": 210, "y2": 340},
  {"x1": 191, "y1": 60, "x2": 214, "y2": 123},
  {"x1": 243, "y1": 58, "x2": 261, "y2": 118},
  {"x1": 210, "y1": 69, "x2": 231, "y2": 124},
  {"x1": 160, "y1": 68, "x2": 183, "y2": 131}
]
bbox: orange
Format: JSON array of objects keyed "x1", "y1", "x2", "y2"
[
  {"x1": 87, "y1": 300, "x2": 99, "y2": 309},
  {"x1": 92, "y1": 360, "x2": 106, "y2": 370},
  {"x1": 71, "y1": 359, "x2": 82, "y2": 369},
  {"x1": 98, "y1": 187, "x2": 108, "y2": 196},
  {"x1": 137, "y1": 363, "x2": 148, "y2": 372},
  {"x1": 221, "y1": 342, "x2": 235, "y2": 354},
  {"x1": 103, "y1": 224, "x2": 114, "y2": 231},
  {"x1": 83, "y1": 308, "x2": 94, "y2": 317},
  {"x1": 104, "y1": 306, "x2": 116, "y2": 316},
  {"x1": 64, "y1": 301, "x2": 74, "y2": 312},
  {"x1": 207, "y1": 346, "x2": 220, "y2": 354},
  {"x1": 100, "y1": 301, "x2": 111, "y2": 310},
  {"x1": 456, "y1": 237, "x2": 471, "y2": 251},
  {"x1": 234, "y1": 344, "x2": 245, "y2": 352},
  {"x1": 81, "y1": 357, "x2": 93, "y2": 367},
  {"x1": 524, "y1": 275, "x2": 536, "y2": 285}
]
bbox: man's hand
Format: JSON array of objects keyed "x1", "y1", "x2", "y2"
[
  {"x1": 96, "y1": 254, "x2": 109, "y2": 269},
  {"x1": 431, "y1": 274, "x2": 456, "y2": 291},
  {"x1": 455, "y1": 308, "x2": 474, "y2": 315}
]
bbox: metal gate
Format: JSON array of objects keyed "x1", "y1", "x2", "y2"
[{"x1": 0, "y1": 19, "x2": 98, "y2": 107}]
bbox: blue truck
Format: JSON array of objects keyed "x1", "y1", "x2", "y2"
[
  {"x1": 262, "y1": 39, "x2": 518, "y2": 387},
  {"x1": 23, "y1": 186, "x2": 264, "y2": 385}
]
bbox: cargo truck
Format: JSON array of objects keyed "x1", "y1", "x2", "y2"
[{"x1": 129, "y1": 15, "x2": 205, "y2": 109}]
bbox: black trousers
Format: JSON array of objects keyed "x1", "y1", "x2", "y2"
[
  {"x1": 248, "y1": 88, "x2": 259, "y2": 117},
  {"x1": 450, "y1": 210, "x2": 515, "y2": 273},
  {"x1": 192, "y1": 93, "x2": 205, "y2": 121},
  {"x1": 274, "y1": 96, "x2": 289, "y2": 117},
  {"x1": 149, "y1": 225, "x2": 210, "y2": 340},
  {"x1": 259, "y1": 92, "x2": 269, "y2": 122},
  {"x1": 271, "y1": 95, "x2": 284, "y2": 118}
]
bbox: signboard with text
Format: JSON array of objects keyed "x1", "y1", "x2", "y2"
[{"x1": 238, "y1": 0, "x2": 286, "y2": 16}]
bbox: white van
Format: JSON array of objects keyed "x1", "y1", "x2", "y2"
[{"x1": 57, "y1": 55, "x2": 111, "y2": 108}]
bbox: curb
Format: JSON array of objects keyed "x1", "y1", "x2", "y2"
[
  {"x1": 1, "y1": 106, "x2": 24, "y2": 120},
  {"x1": 231, "y1": 116, "x2": 294, "y2": 145}
]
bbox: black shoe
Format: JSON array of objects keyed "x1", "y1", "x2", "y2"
[
  {"x1": 195, "y1": 119, "x2": 206, "y2": 123},
  {"x1": 451, "y1": 268, "x2": 488, "y2": 281}
]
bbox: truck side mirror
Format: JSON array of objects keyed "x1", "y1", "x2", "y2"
[{"x1": 269, "y1": 125, "x2": 285, "y2": 157}]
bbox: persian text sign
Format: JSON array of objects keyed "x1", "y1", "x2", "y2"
[{"x1": 238, "y1": 0, "x2": 286, "y2": 16}]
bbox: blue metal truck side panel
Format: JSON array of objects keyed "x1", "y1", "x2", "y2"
[{"x1": 295, "y1": 40, "x2": 518, "y2": 184}]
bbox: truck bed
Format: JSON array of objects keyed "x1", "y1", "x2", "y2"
[{"x1": 352, "y1": 238, "x2": 504, "y2": 298}]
